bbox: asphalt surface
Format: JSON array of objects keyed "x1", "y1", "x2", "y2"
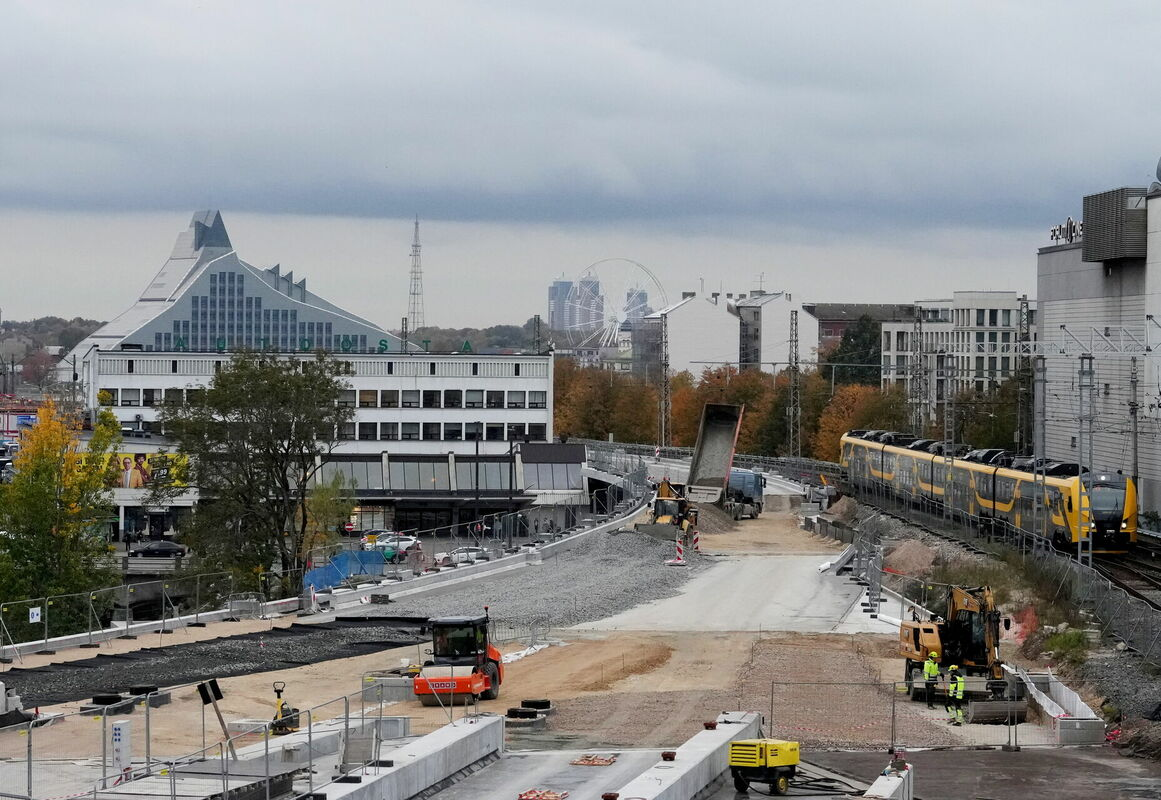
[
  {"x1": 0, "y1": 617, "x2": 424, "y2": 706},
  {"x1": 809, "y1": 747, "x2": 1161, "y2": 800}
]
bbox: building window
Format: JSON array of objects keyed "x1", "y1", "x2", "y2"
[
  {"x1": 514, "y1": 363, "x2": 521, "y2": 377},
  {"x1": 444, "y1": 423, "x2": 463, "y2": 441},
  {"x1": 120, "y1": 389, "x2": 140, "y2": 407},
  {"x1": 380, "y1": 422, "x2": 399, "y2": 441},
  {"x1": 1002, "y1": 309, "x2": 1011, "y2": 326},
  {"x1": 402, "y1": 390, "x2": 420, "y2": 408},
  {"x1": 472, "y1": 362, "x2": 479, "y2": 376},
  {"x1": 529, "y1": 391, "x2": 547, "y2": 409},
  {"x1": 127, "y1": 359, "x2": 134, "y2": 374},
  {"x1": 507, "y1": 391, "x2": 526, "y2": 409},
  {"x1": 422, "y1": 390, "x2": 441, "y2": 408},
  {"x1": 171, "y1": 360, "x2": 178, "y2": 373},
  {"x1": 485, "y1": 423, "x2": 504, "y2": 441},
  {"x1": 883, "y1": 332, "x2": 891, "y2": 351},
  {"x1": 976, "y1": 309, "x2": 985, "y2": 326},
  {"x1": 486, "y1": 391, "x2": 505, "y2": 409},
  {"x1": 422, "y1": 422, "x2": 442, "y2": 440},
  {"x1": 358, "y1": 422, "x2": 377, "y2": 440},
  {"x1": 988, "y1": 309, "x2": 998, "y2": 326},
  {"x1": 528, "y1": 423, "x2": 547, "y2": 441},
  {"x1": 337, "y1": 390, "x2": 356, "y2": 408},
  {"x1": 380, "y1": 390, "x2": 399, "y2": 408},
  {"x1": 387, "y1": 361, "x2": 394, "y2": 375},
  {"x1": 465, "y1": 422, "x2": 482, "y2": 441},
  {"x1": 142, "y1": 389, "x2": 158, "y2": 407},
  {"x1": 429, "y1": 362, "x2": 436, "y2": 376},
  {"x1": 444, "y1": 389, "x2": 463, "y2": 408},
  {"x1": 506, "y1": 422, "x2": 526, "y2": 440},
  {"x1": 401, "y1": 423, "x2": 420, "y2": 440},
  {"x1": 465, "y1": 390, "x2": 484, "y2": 409},
  {"x1": 338, "y1": 423, "x2": 356, "y2": 440},
  {"x1": 359, "y1": 390, "x2": 378, "y2": 408}
]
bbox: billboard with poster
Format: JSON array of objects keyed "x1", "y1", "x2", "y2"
[{"x1": 102, "y1": 452, "x2": 187, "y2": 489}]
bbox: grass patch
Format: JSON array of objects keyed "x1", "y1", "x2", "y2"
[{"x1": 1044, "y1": 629, "x2": 1089, "y2": 666}]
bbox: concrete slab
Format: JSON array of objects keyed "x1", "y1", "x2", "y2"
[
  {"x1": 428, "y1": 749, "x2": 663, "y2": 799},
  {"x1": 572, "y1": 555, "x2": 897, "y2": 634},
  {"x1": 808, "y1": 747, "x2": 1161, "y2": 800}
]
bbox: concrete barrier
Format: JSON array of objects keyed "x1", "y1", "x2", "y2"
[
  {"x1": 319, "y1": 714, "x2": 504, "y2": 800},
  {"x1": 612, "y1": 711, "x2": 761, "y2": 800}
]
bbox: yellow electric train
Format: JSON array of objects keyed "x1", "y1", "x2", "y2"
[{"x1": 840, "y1": 433, "x2": 1137, "y2": 553}]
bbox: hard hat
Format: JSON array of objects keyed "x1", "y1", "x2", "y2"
[
  {"x1": 929, "y1": 651, "x2": 939, "y2": 658},
  {"x1": 948, "y1": 664, "x2": 959, "y2": 671}
]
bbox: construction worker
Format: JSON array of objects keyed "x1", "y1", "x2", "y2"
[
  {"x1": 923, "y1": 651, "x2": 940, "y2": 709},
  {"x1": 945, "y1": 665, "x2": 965, "y2": 726}
]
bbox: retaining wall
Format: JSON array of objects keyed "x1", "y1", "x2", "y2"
[
  {"x1": 612, "y1": 711, "x2": 761, "y2": 800},
  {"x1": 320, "y1": 715, "x2": 504, "y2": 800}
]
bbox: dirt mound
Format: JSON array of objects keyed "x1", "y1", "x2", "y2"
[
  {"x1": 827, "y1": 495, "x2": 857, "y2": 524},
  {"x1": 884, "y1": 539, "x2": 936, "y2": 577},
  {"x1": 695, "y1": 502, "x2": 738, "y2": 535}
]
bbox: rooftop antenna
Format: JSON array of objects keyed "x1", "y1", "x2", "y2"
[{"x1": 407, "y1": 216, "x2": 425, "y2": 331}]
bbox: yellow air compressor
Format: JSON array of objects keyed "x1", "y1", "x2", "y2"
[{"x1": 728, "y1": 739, "x2": 800, "y2": 794}]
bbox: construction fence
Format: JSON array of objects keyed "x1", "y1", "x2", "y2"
[
  {"x1": 0, "y1": 677, "x2": 434, "y2": 800},
  {"x1": 747, "y1": 681, "x2": 1063, "y2": 752}
]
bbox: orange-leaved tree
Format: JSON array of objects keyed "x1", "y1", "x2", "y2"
[
  {"x1": 0, "y1": 399, "x2": 121, "y2": 613},
  {"x1": 811, "y1": 384, "x2": 880, "y2": 462}
]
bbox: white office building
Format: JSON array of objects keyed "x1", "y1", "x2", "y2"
[{"x1": 62, "y1": 212, "x2": 577, "y2": 538}]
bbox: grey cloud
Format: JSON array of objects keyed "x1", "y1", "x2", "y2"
[{"x1": 2, "y1": 1, "x2": 1160, "y2": 237}]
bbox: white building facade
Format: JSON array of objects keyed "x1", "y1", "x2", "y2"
[{"x1": 62, "y1": 212, "x2": 570, "y2": 539}]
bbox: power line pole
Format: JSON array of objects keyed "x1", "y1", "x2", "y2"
[
  {"x1": 401, "y1": 317, "x2": 409, "y2": 352},
  {"x1": 1016, "y1": 294, "x2": 1032, "y2": 456},
  {"x1": 407, "y1": 216, "x2": 425, "y2": 331},
  {"x1": 658, "y1": 313, "x2": 671, "y2": 447},
  {"x1": 1078, "y1": 354, "x2": 1095, "y2": 568},
  {"x1": 909, "y1": 306, "x2": 927, "y2": 433},
  {"x1": 1032, "y1": 355, "x2": 1047, "y2": 553},
  {"x1": 533, "y1": 314, "x2": 542, "y2": 355},
  {"x1": 788, "y1": 309, "x2": 801, "y2": 457},
  {"x1": 1130, "y1": 355, "x2": 1139, "y2": 490},
  {"x1": 941, "y1": 356, "x2": 955, "y2": 520}
]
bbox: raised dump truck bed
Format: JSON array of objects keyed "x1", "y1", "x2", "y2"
[{"x1": 686, "y1": 403, "x2": 744, "y2": 504}]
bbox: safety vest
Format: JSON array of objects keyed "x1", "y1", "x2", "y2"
[
  {"x1": 923, "y1": 659, "x2": 939, "y2": 680},
  {"x1": 948, "y1": 675, "x2": 965, "y2": 699}
]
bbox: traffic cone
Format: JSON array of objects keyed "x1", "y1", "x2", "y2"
[{"x1": 692, "y1": 530, "x2": 700, "y2": 553}]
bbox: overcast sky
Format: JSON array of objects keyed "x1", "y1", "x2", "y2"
[{"x1": 3, "y1": 1, "x2": 1159, "y2": 329}]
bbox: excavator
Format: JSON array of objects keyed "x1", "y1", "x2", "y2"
[
  {"x1": 634, "y1": 477, "x2": 699, "y2": 540},
  {"x1": 900, "y1": 585, "x2": 1026, "y2": 723}
]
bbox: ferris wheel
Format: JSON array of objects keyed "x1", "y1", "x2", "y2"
[{"x1": 560, "y1": 258, "x2": 668, "y2": 349}]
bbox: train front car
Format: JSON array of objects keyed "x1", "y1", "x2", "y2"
[{"x1": 1080, "y1": 472, "x2": 1137, "y2": 553}]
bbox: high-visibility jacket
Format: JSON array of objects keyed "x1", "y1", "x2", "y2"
[
  {"x1": 923, "y1": 659, "x2": 939, "y2": 680},
  {"x1": 948, "y1": 675, "x2": 965, "y2": 699}
]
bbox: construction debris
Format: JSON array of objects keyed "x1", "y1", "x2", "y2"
[
  {"x1": 518, "y1": 790, "x2": 569, "y2": 799},
  {"x1": 569, "y1": 754, "x2": 618, "y2": 766}
]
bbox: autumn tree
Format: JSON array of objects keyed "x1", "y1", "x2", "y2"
[
  {"x1": 297, "y1": 470, "x2": 356, "y2": 560},
  {"x1": 158, "y1": 352, "x2": 353, "y2": 581},
  {"x1": 0, "y1": 399, "x2": 120, "y2": 610}
]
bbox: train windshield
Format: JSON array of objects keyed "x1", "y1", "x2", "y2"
[{"x1": 1088, "y1": 485, "x2": 1125, "y2": 513}]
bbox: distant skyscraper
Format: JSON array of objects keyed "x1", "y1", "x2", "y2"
[
  {"x1": 548, "y1": 279, "x2": 573, "y2": 331},
  {"x1": 576, "y1": 278, "x2": 604, "y2": 330},
  {"x1": 625, "y1": 288, "x2": 651, "y2": 321}
]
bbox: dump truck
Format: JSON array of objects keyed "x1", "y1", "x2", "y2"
[
  {"x1": 900, "y1": 585, "x2": 1025, "y2": 722},
  {"x1": 635, "y1": 477, "x2": 699, "y2": 540},
  {"x1": 685, "y1": 403, "x2": 744, "y2": 505},
  {"x1": 723, "y1": 467, "x2": 765, "y2": 520},
  {"x1": 413, "y1": 610, "x2": 503, "y2": 706}
]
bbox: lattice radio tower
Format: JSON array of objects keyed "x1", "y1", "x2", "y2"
[
  {"x1": 658, "y1": 313, "x2": 671, "y2": 447},
  {"x1": 788, "y1": 309, "x2": 801, "y2": 457},
  {"x1": 909, "y1": 307, "x2": 928, "y2": 433},
  {"x1": 407, "y1": 216, "x2": 425, "y2": 331}
]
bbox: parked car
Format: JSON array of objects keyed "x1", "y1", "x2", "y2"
[
  {"x1": 907, "y1": 438, "x2": 937, "y2": 451},
  {"x1": 129, "y1": 541, "x2": 186, "y2": 558},
  {"x1": 432, "y1": 546, "x2": 490, "y2": 568},
  {"x1": 364, "y1": 533, "x2": 421, "y2": 562},
  {"x1": 879, "y1": 432, "x2": 917, "y2": 447},
  {"x1": 360, "y1": 529, "x2": 399, "y2": 549}
]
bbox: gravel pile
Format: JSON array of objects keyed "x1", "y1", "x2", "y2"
[
  {"x1": 1076, "y1": 649, "x2": 1161, "y2": 721},
  {"x1": 1, "y1": 619, "x2": 423, "y2": 707},
  {"x1": 354, "y1": 527, "x2": 711, "y2": 628}
]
